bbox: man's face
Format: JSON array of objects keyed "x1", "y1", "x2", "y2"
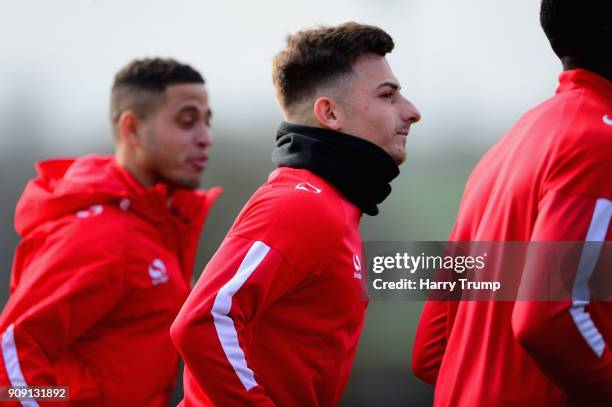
[
  {"x1": 336, "y1": 53, "x2": 420, "y2": 165},
  {"x1": 138, "y1": 83, "x2": 211, "y2": 189}
]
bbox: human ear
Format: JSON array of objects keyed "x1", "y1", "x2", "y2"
[
  {"x1": 313, "y1": 97, "x2": 342, "y2": 131},
  {"x1": 118, "y1": 111, "x2": 141, "y2": 147}
]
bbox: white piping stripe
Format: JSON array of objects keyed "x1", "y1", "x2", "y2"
[
  {"x1": 570, "y1": 198, "x2": 612, "y2": 358},
  {"x1": 1, "y1": 324, "x2": 40, "y2": 407},
  {"x1": 211, "y1": 240, "x2": 270, "y2": 391}
]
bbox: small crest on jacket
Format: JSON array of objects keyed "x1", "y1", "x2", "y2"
[
  {"x1": 353, "y1": 253, "x2": 362, "y2": 280},
  {"x1": 148, "y1": 259, "x2": 169, "y2": 285}
]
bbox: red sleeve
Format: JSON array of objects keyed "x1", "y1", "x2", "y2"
[
  {"x1": 412, "y1": 300, "x2": 449, "y2": 385},
  {"x1": 512, "y1": 191, "x2": 612, "y2": 403},
  {"x1": 170, "y1": 235, "x2": 308, "y2": 406},
  {"x1": 0, "y1": 221, "x2": 125, "y2": 405}
]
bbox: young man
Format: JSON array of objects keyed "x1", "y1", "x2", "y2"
[
  {"x1": 0, "y1": 58, "x2": 221, "y2": 406},
  {"x1": 171, "y1": 22, "x2": 420, "y2": 406},
  {"x1": 413, "y1": 1, "x2": 611, "y2": 405}
]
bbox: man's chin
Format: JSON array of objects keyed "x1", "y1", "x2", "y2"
[
  {"x1": 164, "y1": 175, "x2": 201, "y2": 190},
  {"x1": 391, "y1": 148, "x2": 407, "y2": 165}
]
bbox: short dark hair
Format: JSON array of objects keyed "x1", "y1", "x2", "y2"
[
  {"x1": 540, "y1": 0, "x2": 611, "y2": 59},
  {"x1": 272, "y1": 22, "x2": 394, "y2": 111},
  {"x1": 110, "y1": 58, "x2": 204, "y2": 137}
]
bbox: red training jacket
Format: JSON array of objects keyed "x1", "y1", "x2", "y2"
[
  {"x1": 171, "y1": 167, "x2": 369, "y2": 407},
  {"x1": 413, "y1": 69, "x2": 612, "y2": 405},
  {"x1": 0, "y1": 155, "x2": 220, "y2": 406}
]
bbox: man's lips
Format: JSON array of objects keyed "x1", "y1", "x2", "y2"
[
  {"x1": 188, "y1": 156, "x2": 208, "y2": 171},
  {"x1": 396, "y1": 128, "x2": 410, "y2": 137}
]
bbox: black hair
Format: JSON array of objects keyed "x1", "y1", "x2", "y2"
[
  {"x1": 109, "y1": 58, "x2": 204, "y2": 135},
  {"x1": 540, "y1": 0, "x2": 611, "y2": 59},
  {"x1": 113, "y1": 57, "x2": 204, "y2": 91}
]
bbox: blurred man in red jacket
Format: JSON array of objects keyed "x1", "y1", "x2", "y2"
[
  {"x1": 413, "y1": 1, "x2": 612, "y2": 405},
  {"x1": 171, "y1": 22, "x2": 421, "y2": 407},
  {"x1": 0, "y1": 58, "x2": 221, "y2": 406}
]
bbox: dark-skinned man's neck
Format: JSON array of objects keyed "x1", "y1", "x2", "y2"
[{"x1": 561, "y1": 56, "x2": 612, "y2": 82}]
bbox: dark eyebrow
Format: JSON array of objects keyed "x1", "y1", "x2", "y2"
[
  {"x1": 376, "y1": 81, "x2": 401, "y2": 91},
  {"x1": 174, "y1": 104, "x2": 212, "y2": 122},
  {"x1": 176, "y1": 105, "x2": 200, "y2": 114}
]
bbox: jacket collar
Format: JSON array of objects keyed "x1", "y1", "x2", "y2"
[
  {"x1": 557, "y1": 69, "x2": 612, "y2": 103},
  {"x1": 271, "y1": 122, "x2": 399, "y2": 216},
  {"x1": 15, "y1": 155, "x2": 221, "y2": 237}
]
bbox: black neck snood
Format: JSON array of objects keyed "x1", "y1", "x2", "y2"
[{"x1": 271, "y1": 121, "x2": 400, "y2": 216}]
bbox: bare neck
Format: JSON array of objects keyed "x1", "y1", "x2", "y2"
[{"x1": 561, "y1": 56, "x2": 612, "y2": 82}]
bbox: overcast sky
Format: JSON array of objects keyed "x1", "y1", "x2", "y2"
[{"x1": 0, "y1": 0, "x2": 561, "y2": 152}]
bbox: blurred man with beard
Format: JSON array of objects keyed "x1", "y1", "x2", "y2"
[{"x1": 0, "y1": 58, "x2": 221, "y2": 406}]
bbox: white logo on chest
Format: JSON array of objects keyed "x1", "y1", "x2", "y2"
[
  {"x1": 353, "y1": 254, "x2": 362, "y2": 279},
  {"x1": 148, "y1": 259, "x2": 169, "y2": 285},
  {"x1": 603, "y1": 115, "x2": 612, "y2": 126}
]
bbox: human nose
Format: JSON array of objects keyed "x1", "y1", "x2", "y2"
[
  {"x1": 401, "y1": 96, "x2": 421, "y2": 124},
  {"x1": 194, "y1": 125, "x2": 212, "y2": 147}
]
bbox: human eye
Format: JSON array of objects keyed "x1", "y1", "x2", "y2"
[
  {"x1": 176, "y1": 111, "x2": 198, "y2": 129},
  {"x1": 380, "y1": 89, "x2": 396, "y2": 102}
]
